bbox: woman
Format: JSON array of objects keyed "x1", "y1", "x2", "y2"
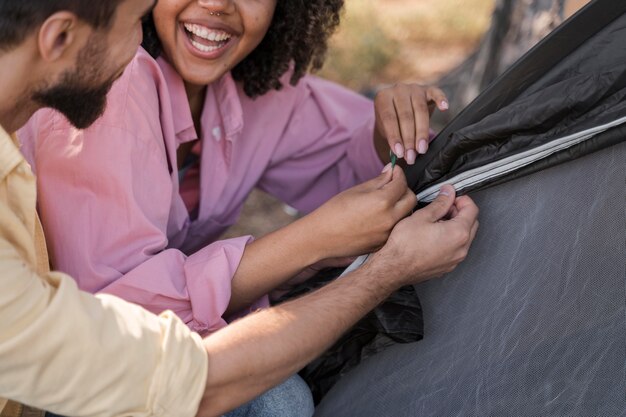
[{"x1": 19, "y1": 0, "x2": 447, "y2": 334}]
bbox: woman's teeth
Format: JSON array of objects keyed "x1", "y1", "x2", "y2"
[
  {"x1": 191, "y1": 40, "x2": 220, "y2": 53},
  {"x1": 183, "y1": 23, "x2": 231, "y2": 42}
]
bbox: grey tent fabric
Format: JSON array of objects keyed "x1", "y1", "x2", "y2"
[
  {"x1": 311, "y1": 1, "x2": 626, "y2": 413},
  {"x1": 315, "y1": 140, "x2": 626, "y2": 417}
]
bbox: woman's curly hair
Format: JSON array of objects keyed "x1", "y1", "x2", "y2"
[{"x1": 142, "y1": 0, "x2": 344, "y2": 98}]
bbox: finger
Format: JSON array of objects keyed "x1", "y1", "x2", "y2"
[
  {"x1": 410, "y1": 86, "x2": 431, "y2": 156},
  {"x1": 426, "y1": 86, "x2": 449, "y2": 112},
  {"x1": 357, "y1": 163, "x2": 394, "y2": 193},
  {"x1": 468, "y1": 220, "x2": 479, "y2": 245},
  {"x1": 390, "y1": 163, "x2": 408, "y2": 182},
  {"x1": 448, "y1": 196, "x2": 464, "y2": 218},
  {"x1": 375, "y1": 92, "x2": 404, "y2": 158},
  {"x1": 392, "y1": 91, "x2": 417, "y2": 164},
  {"x1": 428, "y1": 128, "x2": 437, "y2": 143},
  {"x1": 368, "y1": 164, "x2": 394, "y2": 189},
  {"x1": 428, "y1": 101, "x2": 436, "y2": 117},
  {"x1": 445, "y1": 203, "x2": 459, "y2": 220},
  {"x1": 453, "y1": 195, "x2": 479, "y2": 218},
  {"x1": 420, "y1": 184, "x2": 456, "y2": 222},
  {"x1": 380, "y1": 166, "x2": 410, "y2": 201},
  {"x1": 394, "y1": 187, "x2": 418, "y2": 217},
  {"x1": 450, "y1": 195, "x2": 480, "y2": 226}
]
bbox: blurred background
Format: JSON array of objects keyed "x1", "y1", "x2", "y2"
[
  {"x1": 320, "y1": 0, "x2": 495, "y2": 91},
  {"x1": 225, "y1": 0, "x2": 590, "y2": 239}
]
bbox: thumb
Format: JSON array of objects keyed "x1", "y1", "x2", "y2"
[
  {"x1": 370, "y1": 163, "x2": 395, "y2": 188},
  {"x1": 423, "y1": 185, "x2": 456, "y2": 222}
]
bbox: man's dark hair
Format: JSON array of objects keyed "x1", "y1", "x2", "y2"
[
  {"x1": 142, "y1": 0, "x2": 345, "y2": 98},
  {"x1": 0, "y1": 0, "x2": 124, "y2": 50}
]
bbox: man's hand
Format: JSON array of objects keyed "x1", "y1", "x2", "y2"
[
  {"x1": 228, "y1": 167, "x2": 415, "y2": 314},
  {"x1": 368, "y1": 184, "x2": 479, "y2": 288},
  {"x1": 198, "y1": 183, "x2": 479, "y2": 417}
]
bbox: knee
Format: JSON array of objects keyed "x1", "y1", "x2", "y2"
[{"x1": 258, "y1": 374, "x2": 314, "y2": 417}]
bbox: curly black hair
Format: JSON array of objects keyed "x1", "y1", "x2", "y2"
[{"x1": 142, "y1": 0, "x2": 344, "y2": 98}]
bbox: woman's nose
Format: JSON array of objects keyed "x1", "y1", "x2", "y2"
[{"x1": 196, "y1": 0, "x2": 235, "y2": 15}]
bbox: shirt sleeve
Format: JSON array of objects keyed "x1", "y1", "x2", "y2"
[
  {"x1": 0, "y1": 235, "x2": 208, "y2": 417},
  {"x1": 20, "y1": 112, "x2": 252, "y2": 335},
  {"x1": 256, "y1": 75, "x2": 384, "y2": 213}
]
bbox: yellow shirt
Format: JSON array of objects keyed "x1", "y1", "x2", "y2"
[{"x1": 0, "y1": 125, "x2": 208, "y2": 416}]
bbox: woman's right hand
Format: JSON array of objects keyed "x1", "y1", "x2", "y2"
[{"x1": 305, "y1": 165, "x2": 416, "y2": 260}]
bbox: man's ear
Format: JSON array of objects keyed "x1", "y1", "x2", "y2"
[{"x1": 37, "y1": 11, "x2": 86, "y2": 63}]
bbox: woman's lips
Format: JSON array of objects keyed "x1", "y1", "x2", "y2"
[{"x1": 181, "y1": 21, "x2": 236, "y2": 57}]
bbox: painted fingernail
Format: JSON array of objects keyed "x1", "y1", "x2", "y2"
[
  {"x1": 394, "y1": 143, "x2": 405, "y2": 158},
  {"x1": 406, "y1": 149, "x2": 417, "y2": 165},
  {"x1": 418, "y1": 139, "x2": 428, "y2": 154},
  {"x1": 382, "y1": 163, "x2": 392, "y2": 173},
  {"x1": 440, "y1": 100, "x2": 449, "y2": 110}
]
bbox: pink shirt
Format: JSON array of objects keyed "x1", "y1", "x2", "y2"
[{"x1": 19, "y1": 48, "x2": 383, "y2": 335}]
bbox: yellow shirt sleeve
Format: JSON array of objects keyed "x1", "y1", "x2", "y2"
[
  {"x1": 0, "y1": 236, "x2": 208, "y2": 416},
  {"x1": 1, "y1": 125, "x2": 208, "y2": 416}
]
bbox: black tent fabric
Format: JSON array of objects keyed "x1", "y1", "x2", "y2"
[
  {"x1": 313, "y1": 0, "x2": 626, "y2": 415},
  {"x1": 409, "y1": 0, "x2": 626, "y2": 200},
  {"x1": 278, "y1": 273, "x2": 424, "y2": 404}
]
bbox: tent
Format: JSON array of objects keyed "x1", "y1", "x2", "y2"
[{"x1": 315, "y1": 0, "x2": 626, "y2": 415}]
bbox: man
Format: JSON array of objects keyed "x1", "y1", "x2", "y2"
[{"x1": 0, "y1": 1, "x2": 480, "y2": 416}]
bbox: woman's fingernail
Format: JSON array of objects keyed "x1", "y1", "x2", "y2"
[
  {"x1": 406, "y1": 149, "x2": 417, "y2": 165},
  {"x1": 394, "y1": 143, "x2": 405, "y2": 158},
  {"x1": 440, "y1": 100, "x2": 449, "y2": 110},
  {"x1": 418, "y1": 140, "x2": 428, "y2": 154},
  {"x1": 382, "y1": 163, "x2": 392, "y2": 173}
]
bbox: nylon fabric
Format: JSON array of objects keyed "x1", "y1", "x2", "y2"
[
  {"x1": 408, "y1": 0, "x2": 626, "y2": 195},
  {"x1": 277, "y1": 269, "x2": 423, "y2": 404},
  {"x1": 414, "y1": 68, "x2": 626, "y2": 193},
  {"x1": 315, "y1": 141, "x2": 626, "y2": 417},
  {"x1": 316, "y1": 2, "x2": 626, "y2": 414}
]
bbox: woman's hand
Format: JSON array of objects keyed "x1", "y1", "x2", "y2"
[
  {"x1": 306, "y1": 165, "x2": 416, "y2": 260},
  {"x1": 374, "y1": 83, "x2": 448, "y2": 165},
  {"x1": 228, "y1": 166, "x2": 413, "y2": 314}
]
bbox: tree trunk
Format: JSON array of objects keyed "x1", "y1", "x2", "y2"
[{"x1": 435, "y1": 0, "x2": 566, "y2": 126}]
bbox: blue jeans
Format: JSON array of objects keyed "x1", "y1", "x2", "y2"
[
  {"x1": 224, "y1": 374, "x2": 314, "y2": 417},
  {"x1": 45, "y1": 374, "x2": 314, "y2": 417}
]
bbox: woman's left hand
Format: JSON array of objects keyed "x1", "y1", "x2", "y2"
[{"x1": 374, "y1": 83, "x2": 448, "y2": 165}]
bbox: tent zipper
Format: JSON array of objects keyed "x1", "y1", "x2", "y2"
[
  {"x1": 341, "y1": 116, "x2": 626, "y2": 277},
  {"x1": 417, "y1": 115, "x2": 626, "y2": 203}
]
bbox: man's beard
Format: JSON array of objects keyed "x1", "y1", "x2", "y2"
[{"x1": 32, "y1": 36, "x2": 118, "y2": 129}]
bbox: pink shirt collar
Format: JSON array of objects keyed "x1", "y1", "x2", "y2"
[{"x1": 156, "y1": 56, "x2": 244, "y2": 145}]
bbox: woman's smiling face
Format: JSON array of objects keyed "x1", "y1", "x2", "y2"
[{"x1": 153, "y1": 0, "x2": 277, "y2": 88}]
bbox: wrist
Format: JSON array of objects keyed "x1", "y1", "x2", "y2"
[
  {"x1": 354, "y1": 252, "x2": 400, "y2": 297},
  {"x1": 283, "y1": 214, "x2": 330, "y2": 265}
]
